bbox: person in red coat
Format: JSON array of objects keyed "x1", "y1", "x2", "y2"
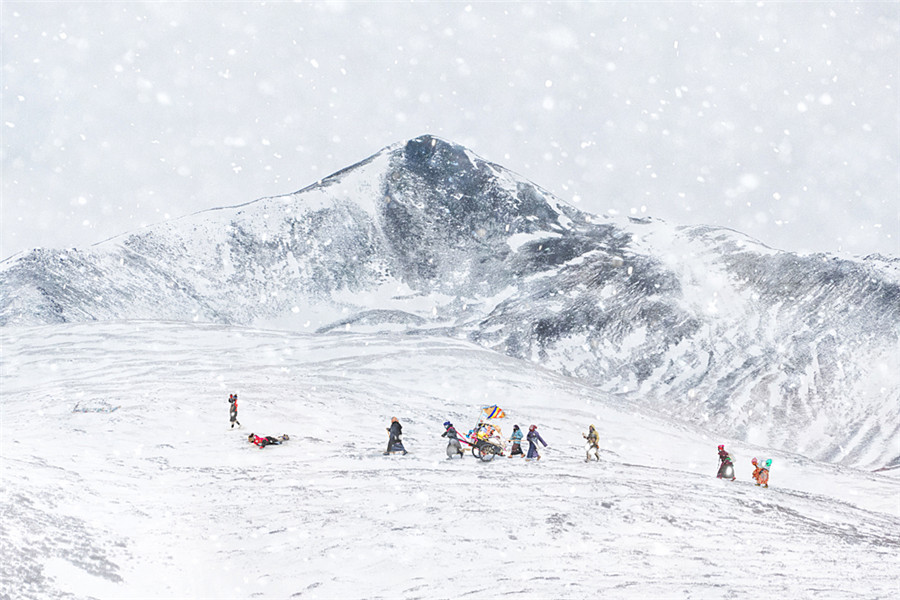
[{"x1": 247, "y1": 433, "x2": 288, "y2": 448}]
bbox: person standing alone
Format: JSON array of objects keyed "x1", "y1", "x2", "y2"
[
  {"x1": 583, "y1": 425, "x2": 600, "y2": 462},
  {"x1": 228, "y1": 394, "x2": 241, "y2": 429}
]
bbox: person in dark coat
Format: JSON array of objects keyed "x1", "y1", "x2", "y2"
[
  {"x1": 508, "y1": 425, "x2": 524, "y2": 458},
  {"x1": 583, "y1": 424, "x2": 600, "y2": 461},
  {"x1": 384, "y1": 417, "x2": 407, "y2": 455},
  {"x1": 526, "y1": 424, "x2": 547, "y2": 460},
  {"x1": 442, "y1": 421, "x2": 464, "y2": 458},
  {"x1": 228, "y1": 393, "x2": 241, "y2": 429},
  {"x1": 716, "y1": 444, "x2": 735, "y2": 480}
]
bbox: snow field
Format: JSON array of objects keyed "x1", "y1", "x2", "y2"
[{"x1": 1, "y1": 321, "x2": 898, "y2": 599}]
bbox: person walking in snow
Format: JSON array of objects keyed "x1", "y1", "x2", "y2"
[
  {"x1": 716, "y1": 444, "x2": 735, "y2": 480},
  {"x1": 508, "y1": 424, "x2": 524, "y2": 458},
  {"x1": 583, "y1": 424, "x2": 600, "y2": 462},
  {"x1": 526, "y1": 424, "x2": 547, "y2": 460},
  {"x1": 442, "y1": 421, "x2": 464, "y2": 459},
  {"x1": 384, "y1": 417, "x2": 407, "y2": 455},
  {"x1": 228, "y1": 393, "x2": 241, "y2": 429},
  {"x1": 757, "y1": 458, "x2": 771, "y2": 488}
]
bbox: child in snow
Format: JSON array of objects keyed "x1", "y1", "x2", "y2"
[
  {"x1": 228, "y1": 393, "x2": 241, "y2": 429},
  {"x1": 583, "y1": 425, "x2": 600, "y2": 462},
  {"x1": 717, "y1": 444, "x2": 735, "y2": 480},
  {"x1": 442, "y1": 421, "x2": 464, "y2": 459},
  {"x1": 526, "y1": 425, "x2": 547, "y2": 460},
  {"x1": 384, "y1": 417, "x2": 407, "y2": 455},
  {"x1": 751, "y1": 457, "x2": 761, "y2": 483},
  {"x1": 508, "y1": 425, "x2": 524, "y2": 458}
]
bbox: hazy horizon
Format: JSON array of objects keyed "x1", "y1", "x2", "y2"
[{"x1": 2, "y1": 1, "x2": 898, "y2": 260}]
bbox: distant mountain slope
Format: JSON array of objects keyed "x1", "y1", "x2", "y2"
[
  {"x1": 1, "y1": 135, "x2": 897, "y2": 469},
  {"x1": 2, "y1": 322, "x2": 898, "y2": 599}
]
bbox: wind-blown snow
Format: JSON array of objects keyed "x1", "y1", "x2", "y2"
[
  {"x1": 1, "y1": 322, "x2": 897, "y2": 599},
  {"x1": 0, "y1": 322, "x2": 900, "y2": 599},
  {"x1": 2, "y1": 135, "x2": 898, "y2": 472},
  {"x1": 2, "y1": 3, "x2": 897, "y2": 260}
]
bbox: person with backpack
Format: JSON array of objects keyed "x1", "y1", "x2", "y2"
[
  {"x1": 717, "y1": 444, "x2": 736, "y2": 480},
  {"x1": 384, "y1": 417, "x2": 407, "y2": 455},
  {"x1": 583, "y1": 424, "x2": 600, "y2": 462},
  {"x1": 442, "y1": 421, "x2": 464, "y2": 459},
  {"x1": 228, "y1": 393, "x2": 241, "y2": 429},
  {"x1": 508, "y1": 424, "x2": 524, "y2": 458},
  {"x1": 526, "y1": 425, "x2": 547, "y2": 460},
  {"x1": 757, "y1": 459, "x2": 772, "y2": 488}
]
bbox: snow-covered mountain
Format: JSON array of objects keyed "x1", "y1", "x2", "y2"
[
  {"x1": 2, "y1": 135, "x2": 897, "y2": 470},
  {"x1": 1, "y1": 322, "x2": 898, "y2": 599}
]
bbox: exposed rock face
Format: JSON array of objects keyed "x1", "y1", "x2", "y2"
[{"x1": 2, "y1": 134, "x2": 897, "y2": 469}]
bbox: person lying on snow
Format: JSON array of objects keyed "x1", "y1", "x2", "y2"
[{"x1": 248, "y1": 433, "x2": 289, "y2": 448}]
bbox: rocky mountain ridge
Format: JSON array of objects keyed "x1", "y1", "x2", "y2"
[{"x1": 2, "y1": 135, "x2": 897, "y2": 469}]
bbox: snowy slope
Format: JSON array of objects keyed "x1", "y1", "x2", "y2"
[
  {"x1": 1, "y1": 135, "x2": 898, "y2": 471},
  {"x1": 1, "y1": 322, "x2": 897, "y2": 599}
]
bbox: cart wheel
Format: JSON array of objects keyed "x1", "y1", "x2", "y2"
[
  {"x1": 472, "y1": 445, "x2": 482, "y2": 459},
  {"x1": 480, "y1": 450, "x2": 496, "y2": 462}
]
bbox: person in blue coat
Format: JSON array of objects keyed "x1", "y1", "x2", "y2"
[
  {"x1": 508, "y1": 424, "x2": 524, "y2": 458},
  {"x1": 526, "y1": 424, "x2": 547, "y2": 460}
]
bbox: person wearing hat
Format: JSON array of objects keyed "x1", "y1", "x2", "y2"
[
  {"x1": 442, "y1": 421, "x2": 464, "y2": 459},
  {"x1": 716, "y1": 444, "x2": 735, "y2": 480},
  {"x1": 508, "y1": 425, "x2": 524, "y2": 458},
  {"x1": 583, "y1": 425, "x2": 600, "y2": 462},
  {"x1": 526, "y1": 424, "x2": 547, "y2": 460},
  {"x1": 247, "y1": 433, "x2": 288, "y2": 448},
  {"x1": 384, "y1": 417, "x2": 407, "y2": 455}
]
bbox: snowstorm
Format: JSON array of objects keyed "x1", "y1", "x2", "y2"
[
  {"x1": 2, "y1": 3, "x2": 898, "y2": 600},
  {"x1": 2, "y1": 2, "x2": 897, "y2": 260}
]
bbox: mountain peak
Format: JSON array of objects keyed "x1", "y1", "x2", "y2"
[{"x1": 1, "y1": 137, "x2": 897, "y2": 470}]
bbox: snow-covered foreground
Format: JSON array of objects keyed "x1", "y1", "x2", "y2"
[{"x1": 1, "y1": 322, "x2": 897, "y2": 599}]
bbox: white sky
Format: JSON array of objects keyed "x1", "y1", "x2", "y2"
[{"x1": 2, "y1": 1, "x2": 898, "y2": 261}]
